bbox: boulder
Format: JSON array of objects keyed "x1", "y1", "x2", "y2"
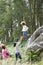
[{"x1": 26, "y1": 26, "x2": 43, "y2": 51}]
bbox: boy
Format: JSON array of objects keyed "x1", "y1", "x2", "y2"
[
  {"x1": 21, "y1": 21, "x2": 28, "y2": 36},
  {"x1": 14, "y1": 41, "x2": 22, "y2": 64}
]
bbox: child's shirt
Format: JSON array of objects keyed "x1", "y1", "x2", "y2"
[
  {"x1": 2, "y1": 49, "x2": 7, "y2": 58},
  {"x1": 14, "y1": 46, "x2": 20, "y2": 54},
  {"x1": 14, "y1": 41, "x2": 20, "y2": 54},
  {"x1": 22, "y1": 25, "x2": 28, "y2": 32}
]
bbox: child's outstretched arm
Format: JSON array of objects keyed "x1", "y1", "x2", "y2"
[{"x1": 16, "y1": 36, "x2": 23, "y2": 46}]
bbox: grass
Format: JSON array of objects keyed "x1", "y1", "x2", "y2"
[{"x1": 0, "y1": 41, "x2": 43, "y2": 65}]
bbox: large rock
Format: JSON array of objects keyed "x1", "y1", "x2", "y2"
[{"x1": 26, "y1": 26, "x2": 43, "y2": 50}]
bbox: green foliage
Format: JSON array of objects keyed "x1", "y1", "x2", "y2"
[
  {"x1": 27, "y1": 49, "x2": 41, "y2": 61},
  {"x1": 0, "y1": 0, "x2": 43, "y2": 42}
]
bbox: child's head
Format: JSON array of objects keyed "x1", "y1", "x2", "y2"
[
  {"x1": 14, "y1": 42, "x2": 17, "y2": 47},
  {"x1": 20, "y1": 21, "x2": 26, "y2": 25},
  {"x1": 2, "y1": 45, "x2": 6, "y2": 49}
]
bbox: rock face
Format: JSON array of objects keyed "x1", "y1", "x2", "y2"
[{"x1": 26, "y1": 26, "x2": 43, "y2": 50}]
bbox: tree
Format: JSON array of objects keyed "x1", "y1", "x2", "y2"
[{"x1": 0, "y1": 0, "x2": 43, "y2": 42}]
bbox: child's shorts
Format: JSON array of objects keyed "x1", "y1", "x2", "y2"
[
  {"x1": 23, "y1": 31, "x2": 27, "y2": 36},
  {"x1": 15, "y1": 52, "x2": 22, "y2": 60}
]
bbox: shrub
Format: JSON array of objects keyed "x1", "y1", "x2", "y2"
[{"x1": 27, "y1": 49, "x2": 41, "y2": 62}]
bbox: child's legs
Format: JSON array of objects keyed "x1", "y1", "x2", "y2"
[
  {"x1": 15, "y1": 53, "x2": 18, "y2": 60},
  {"x1": 15, "y1": 53, "x2": 22, "y2": 64},
  {"x1": 14, "y1": 53, "x2": 18, "y2": 65},
  {"x1": 18, "y1": 53, "x2": 22, "y2": 63},
  {"x1": 18, "y1": 53, "x2": 22, "y2": 59},
  {"x1": 15, "y1": 53, "x2": 22, "y2": 60}
]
